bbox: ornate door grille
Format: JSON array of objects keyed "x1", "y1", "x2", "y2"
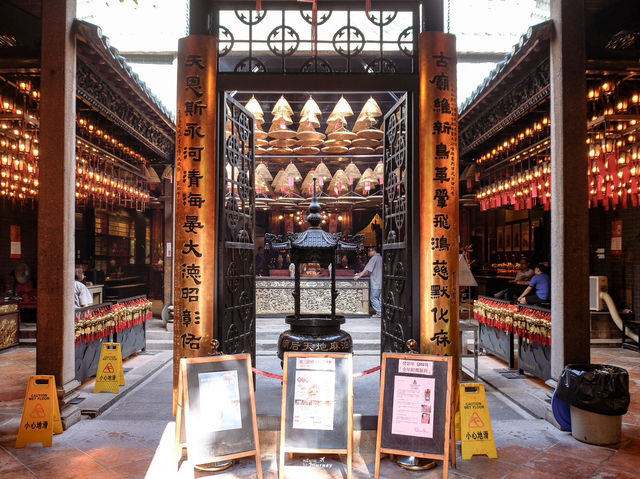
[
  {"x1": 214, "y1": 1, "x2": 419, "y2": 74},
  {"x1": 217, "y1": 94, "x2": 256, "y2": 362},
  {"x1": 381, "y1": 93, "x2": 414, "y2": 353}
]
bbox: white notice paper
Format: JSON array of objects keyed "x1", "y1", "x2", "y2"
[
  {"x1": 391, "y1": 375, "x2": 436, "y2": 438},
  {"x1": 198, "y1": 370, "x2": 242, "y2": 432},
  {"x1": 292, "y1": 369, "x2": 335, "y2": 430},
  {"x1": 398, "y1": 359, "x2": 434, "y2": 376}
]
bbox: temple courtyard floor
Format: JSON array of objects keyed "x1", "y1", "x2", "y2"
[{"x1": 0, "y1": 317, "x2": 638, "y2": 478}]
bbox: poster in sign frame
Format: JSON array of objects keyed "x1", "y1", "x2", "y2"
[
  {"x1": 374, "y1": 353, "x2": 453, "y2": 479},
  {"x1": 279, "y1": 352, "x2": 353, "y2": 479},
  {"x1": 174, "y1": 355, "x2": 262, "y2": 477}
]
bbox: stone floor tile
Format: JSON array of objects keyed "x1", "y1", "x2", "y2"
[
  {"x1": 6, "y1": 443, "x2": 79, "y2": 466},
  {"x1": 494, "y1": 445, "x2": 541, "y2": 465},
  {"x1": 589, "y1": 465, "x2": 640, "y2": 479},
  {"x1": 452, "y1": 455, "x2": 517, "y2": 479},
  {"x1": 502, "y1": 466, "x2": 560, "y2": 479},
  {"x1": 0, "y1": 447, "x2": 23, "y2": 472},
  {"x1": 602, "y1": 450, "x2": 640, "y2": 471},
  {"x1": 84, "y1": 446, "x2": 155, "y2": 469},
  {"x1": 73, "y1": 468, "x2": 125, "y2": 479},
  {"x1": 545, "y1": 441, "x2": 616, "y2": 464},
  {"x1": 0, "y1": 465, "x2": 38, "y2": 478},
  {"x1": 28, "y1": 452, "x2": 106, "y2": 479},
  {"x1": 524, "y1": 451, "x2": 600, "y2": 478},
  {"x1": 110, "y1": 457, "x2": 155, "y2": 479}
]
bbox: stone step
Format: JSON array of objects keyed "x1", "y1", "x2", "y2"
[
  {"x1": 19, "y1": 338, "x2": 37, "y2": 347},
  {"x1": 145, "y1": 339, "x2": 173, "y2": 351},
  {"x1": 146, "y1": 330, "x2": 173, "y2": 341},
  {"x1": 19, "y1": 322, "x2": 37, "y2": 341}
]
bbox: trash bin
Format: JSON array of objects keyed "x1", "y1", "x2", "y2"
[{"x1": 555, "y1": 364, "x2": 630, "y2": 445}]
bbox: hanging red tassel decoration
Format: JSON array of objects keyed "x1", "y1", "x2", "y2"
[
  {"x1": 256, "y1": 0, "x2": 262, "y2": 12},
  {"x1": 366, "y1": 0, "x2": 372, "y2": 15}
]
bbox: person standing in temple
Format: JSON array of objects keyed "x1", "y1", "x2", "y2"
[
  {"x1": 74, "y1": 267, "x2": 93, "y2": 309},
  {"x1": 354, "y1": 246, "x2": 383, "y2": 317}
]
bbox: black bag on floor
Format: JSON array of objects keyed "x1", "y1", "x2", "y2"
[{"x1": 555, "y1": 364, "x2": 630, "y2": 416}]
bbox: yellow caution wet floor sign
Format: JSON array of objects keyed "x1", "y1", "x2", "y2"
[
  {"x1": 16, "y1": 375, "x2": 63, "y2": 448},
  {"x1": 94, "y1": 342, "x2": 125, "y2": 394},
  {"x1": 460, "y1": 383, "x2": 497, "y2": 460}
]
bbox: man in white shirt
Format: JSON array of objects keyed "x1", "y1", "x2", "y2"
[
  {"x1": 354, "y1": 246, "x2": 383, "y2": 317},
  {"x1": 74, "y1": 267, "x2": 93, "y2": 308}
]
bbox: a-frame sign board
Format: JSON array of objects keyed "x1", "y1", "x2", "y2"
[
  {"x1": 279, "y1": 352, "x2": 353, "y2": 479},
  {"x1": 175, "y1": 355, "x2": 262, "y2": 477},
  {"x1": 375, "y1": 353, "x2": 454, "y2": 479}
]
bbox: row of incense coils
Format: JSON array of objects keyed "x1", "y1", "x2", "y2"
[{"x1": 244, "y1": 95, "x2": 385, "y2": 156}]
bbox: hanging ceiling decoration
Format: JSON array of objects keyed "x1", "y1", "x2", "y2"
[{"x1": 0, "y1": 76, "x2": 150, "y2": 210}]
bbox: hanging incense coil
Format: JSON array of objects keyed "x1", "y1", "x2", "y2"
[
  {"x1": 255, "y1": 125, "x2": 268, "y2": 140},
  {"x1": 293, "y1": 146, "x2": 320, "y2": 156},
  {"x1": 361, "y1": 97, "x2": 383, "y2": 118},
  {"x1": 245, "y1": 96, "x2": 265, "y2": 125},
  {"x1": 324, "y1": 138, "x2": 352, "y2": 148},
  {"x1": 373, "y1": 160, "x2": 384, "y2": 182},
  {"x1": 297, "y1": 130, "x2": 326, "y2": 142},
  {"x1": 284, "y1": 162, "x2": 302, "y2": 182},
  {"x1": 256, "y1": 146, "x2": 269, "y2": 155},
  {"x1": 269, "y1": 138, "x2": 297, "y2": 148},
  {"x1": 314, "y1": 162, "x2": 332, "y2": 181},
  {"x1": 296, "y1": 137, "x2": 324, "y2": 147},
  {"x1": 325, "y1": 116, "x2": 347, "y2": 135},
  {"x1": 298, "y1": 113, "x2": 321, "y2": 129},
  {"x1": 272, "y1": 95, "x2": 294, "y2": 117},
  {"x1": 256, "y1": 162, "x2": 273, "y2": 181},
  {"x1": 356, "y1": 128, "x2": 384, "y2": 140},
  {"x1": 271, "y1": 168, "x2": 286, "y2": 188},
  {"x1": 327, "y1": 96, "x2": 354, "y2": 121},
  {"x1": 344, "y1": 162, "x2": 362, "y2": 185},
  {"x1": 301, "y1": 96, "x2": 322, "y2": 118},
  {"x1": 268, "y1": 147, "x2": 293, "y2": 155},
  {"x1": 268, "y1": 117, "x2": 296, "y2": 139},
  {"x1": 255, "y1": 138, "x2": 269, "y2": 147},
  {"x1": 328, "y1": 129, "x2": 358, "y2": 141},
  {"x1": 348, "y1": 146, "x2": 375, "y2": 155},
  {"x1": 351, "y1": 137, "x2": 379, "y2": 148},
  {"x1": 321, "y1": 145, "x2": 349, "y2": 154}
]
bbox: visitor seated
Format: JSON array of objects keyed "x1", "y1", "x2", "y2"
[{"x1": 517, "y1": 263, "x2": 550, "y2": 306}]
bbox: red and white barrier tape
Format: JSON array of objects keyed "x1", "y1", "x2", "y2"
[{"x1": 252, "y1": 365, "x2": 381, "y2": 381}]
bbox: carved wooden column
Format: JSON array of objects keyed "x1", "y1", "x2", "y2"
[
  {"x1": 173, "y1": 36, "x2": 218, "y2": 412},
  {"x1": 37, "y1": 0, "x2": 80, "y2": 429}
]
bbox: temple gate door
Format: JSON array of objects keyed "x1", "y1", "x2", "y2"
[
  {"x1": 217, "y1": 93, "x2": 256, "y2": 364},
  {"x1": 381, "y1": 93, "x2": 417, "y2": 353}
]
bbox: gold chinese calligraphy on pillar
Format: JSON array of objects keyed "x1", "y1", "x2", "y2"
[
  {"x1": 419, "y1": 32, "x2": 459, "y2": 361},
  {"x1": 173, "y1": 36, "x2": 218, "y2": 412}
]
